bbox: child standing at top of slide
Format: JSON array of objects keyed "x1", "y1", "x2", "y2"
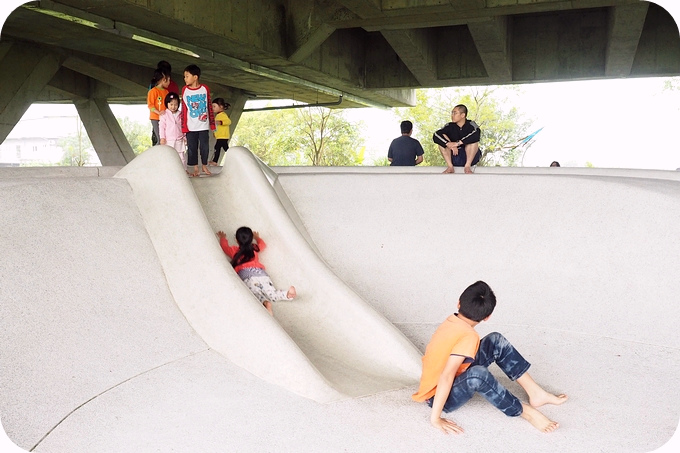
[
  {"x1": 148, "y1": 69, "x2": 170, "y2": 146},
  {"x1": 159, "y1": 92, "x2": 186, "y2": 171},
  {"x1": 217, "y1": 227, "x2": 296, "y2": 316},
  {"x1": 181, "y1": 64, "x2": 215, "y2": 177},
  {"x1": 209, "y1": 97, "x2": 231, "y2": 166}
]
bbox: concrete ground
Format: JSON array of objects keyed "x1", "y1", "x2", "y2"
[{"x1": 1, "y1": 146, "x2": 679, "y2": 452}]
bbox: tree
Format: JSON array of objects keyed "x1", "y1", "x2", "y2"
[
  {"x1": 663, "y1": 77, "x2": 680, "y2": 91},
  {"x1": 231, "y1": 108, "x2": 306, "y2": 165},
  {"x1": 394, "y1": 86, "x2": 533, "y2": 167},
  {"x1": 57, "y1": 120, "x2": 93, "y2": 166},
  {"x1": 297, "y1": 107, "x2": 364, "y2": 166},
  {"x1": 117, "y1": 116, "x2": 152, "y2": 155},
  {"x1": 232, "y1": 105, "x2": 364, "y2": 166}
]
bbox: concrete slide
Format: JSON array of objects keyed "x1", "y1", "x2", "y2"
[{"x1": 114, "y1": 145, "x2": 423, "y2": 402}]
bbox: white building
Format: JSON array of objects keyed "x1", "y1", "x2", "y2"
[{"x1": 0, "y1": 111, "x2": 100, "y2": 167}]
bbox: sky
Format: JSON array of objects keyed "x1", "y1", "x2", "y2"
[{"x1": 1, "y1": 0, "x2": 680, "y2": 450}]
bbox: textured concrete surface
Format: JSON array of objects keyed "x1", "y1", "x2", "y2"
[{"x1": 2, "y1": 148, "x2": 680, "y2": 452}]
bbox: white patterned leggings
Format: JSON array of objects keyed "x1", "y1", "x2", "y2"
[{"x1": 243, "y1": 275, "x2": 290, "y2": 304}]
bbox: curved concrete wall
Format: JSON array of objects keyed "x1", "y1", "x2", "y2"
[
  {"x1": 115, "y1": 146, "x2": 422, "y2": 402},
  {"x1": 275, "y1": 168, "x2": 680, "y2": 350}
]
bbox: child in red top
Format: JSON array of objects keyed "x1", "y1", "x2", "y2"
[{"x1": 217, "y1": 226, "x2": 296, "y2": 315}]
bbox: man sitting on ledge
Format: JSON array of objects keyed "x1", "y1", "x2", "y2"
[{"x1": 433, "y1": 104, "x2": 482, "y2": 174}]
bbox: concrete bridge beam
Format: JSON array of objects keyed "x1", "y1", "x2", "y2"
[
  {"x1": 0, "y1": 44, "x2": 62, "y2": 144},
  {"x1": 381, "y1": 28, "x2": 438, "y2": 85},
  {"x1": 61, "y1": 56, "x2": 148, "y2": 97},
  {"x1": 605, "y1": 3, "x2": 649, "y2": 77},
  {"x1": 468, "y1": 16, "x2": 513, "y2": 82}
]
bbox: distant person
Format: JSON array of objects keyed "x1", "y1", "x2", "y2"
[
  {"x1": 181, "y1": 64, "x2": 215, "y2": 177},
  {"x1": 550, "y1": 161, "x2": 560, "y2": 167},
  {"x1": 210, "y1": 98, "x2": 232, "y2": 166},
  {"x1": 155, "y1": 60, "x2": 180, "y2": 95},
  {"x1": 217, "y1": 227, "x2": 296, "y2": 316},
  {"x1": 387, "y1": 120, "x2": 424, "y2": 166},
  {"x1": 433, "y1": 104, "x2": 482, "y2": 174},
  {"x1": 412, "y1": 280, "x2": 568, "y2": 434},
  {"x1": 159, "y1": 92, "x2": 187, "y2": 171},
  {"x1": 147, "y1": 69, "x2": 170, "y2": 146}
]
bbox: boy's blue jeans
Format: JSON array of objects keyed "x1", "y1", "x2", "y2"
[{"x1": 428, "y1": 332, "x2": 530, "y2": 417}]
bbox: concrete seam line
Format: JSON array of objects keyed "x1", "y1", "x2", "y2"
[{"x1": 27, "y1": 348, "x2": 211, "y2": 452}]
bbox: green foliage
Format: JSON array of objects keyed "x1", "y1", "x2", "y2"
[
  {"x1": 394, "y1": 86, "x2": 533, "y2": 167},
  {"x1": 117, "y1": 116, "x2": 152, "y2": 154},
  {"x1": 373, "y1": 156, "x2": 391, "y2": 166},
  {"x1": 56, "y1": 116, "x2": 151, "y2": 165},
  {"x1": 57, "y1": 122, "x2": 93, "y2": 166},
  {"x1": 232, "y1": 105, "x2": 364, "y2": 166},
  {"x1": 663, "y1": 77, "x2": 680, "y2": 91}
]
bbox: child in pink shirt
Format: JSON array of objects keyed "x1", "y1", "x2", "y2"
[{"x1": 159, "y1": 92, "x2": 186, "y2": 170}]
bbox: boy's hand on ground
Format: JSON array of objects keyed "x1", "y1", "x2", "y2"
[
  {"x1": 431, "y1": 417, "x2": 464, "y2": 435},
  {"x1": 216, "y1": 231, "x2": 226, "y2": 240},
  {"x1": 252, "y1": 231, "x2": 260, "y2": 240}
]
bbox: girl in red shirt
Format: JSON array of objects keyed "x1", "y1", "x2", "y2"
[{"x1": 217, "y1": 227, "x2": 296, "y2": 315}]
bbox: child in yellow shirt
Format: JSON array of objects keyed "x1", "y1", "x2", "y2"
[{"x1": 210, "y1": 98, "x2": 232, "y2": 166}]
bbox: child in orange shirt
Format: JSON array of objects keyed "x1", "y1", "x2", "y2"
[
  {"x1": 413, "y1": 281, "x2": 568, "y2": 434},
  {"x1": 148, "y1": 69, "x2": 170, "y2": 145},
  {"x1": 217, "y1": 227, "x2": 296, "y2": 315}
]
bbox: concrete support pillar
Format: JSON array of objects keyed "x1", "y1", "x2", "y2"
[
  {"x1": 74, "y1": 98, "x2": 136, "y2": 166},
  {"x1": 0, "y1": 46, "x2": 62, "y2": 144}
]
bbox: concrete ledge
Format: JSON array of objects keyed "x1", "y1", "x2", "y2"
[{"x1": 0, "y1": 166, "x2": 123, "y2": 179}]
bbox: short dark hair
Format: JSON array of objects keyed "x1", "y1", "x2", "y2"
[
  {"x1": 164, "y1": 92, "x2": 180, "y2": 108},
  {"x1": 550, "y1": 161, "x2": 561, "y2": 167},
  {"x1": 184, "y1": 64, "x2": 201, "y2": 78},
  {"x1": 453, "y1": 104, "x2": 468, "y2": 116},
  {"x1": 400, "y1": 120, "x2": 413, "y2": 134},
  {"x1": 458, "y1": 281, "x2": 496, "y2": 321}
]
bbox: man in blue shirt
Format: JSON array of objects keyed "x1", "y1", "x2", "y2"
[{"x1": 388, "y1": 120, "x2": 424, "y2": 166}]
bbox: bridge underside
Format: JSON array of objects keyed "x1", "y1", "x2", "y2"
[{"x1": 1, "y1": 0, "x2": 679, "y2": 163}]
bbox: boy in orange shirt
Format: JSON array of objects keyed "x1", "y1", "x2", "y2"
[{"x1": 412, "y1": 281, "x2": 568, "y2": 434}]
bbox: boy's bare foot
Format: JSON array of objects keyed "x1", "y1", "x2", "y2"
[
  {"x1": 529, "y1": 390, "x2": 568, "y2": 408},
  {"x1": 202, "y1": 165, "x2": 212, "y2": 175},
  {"x1": 520, "y1": 404, "x2": 559, "y2": 433},
  {"x1": 442, "y1": 166, "x2": 455, "y2": 174},
  {"x1": 517, "y1": 372, "x2": 568, "y2": 408},
  {"x1": 208, "y1": 161, "x2": 218, "y2": 166},
  {"x1": 286, "y1": 286, "x2": 296, "y2": 299},
  {"x1": 464, "y1": 165, "x2": 473, "y2": 174},
  {"x1": 189, "y1": 166, "x2": 200, "y2": 177}
]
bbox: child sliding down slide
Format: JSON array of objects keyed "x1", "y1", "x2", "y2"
[{"x1": 217, "y1": 227, "x2": 296, "y2": 315}]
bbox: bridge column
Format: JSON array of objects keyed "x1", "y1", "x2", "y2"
[
  {"x1": 0, "y1": 43, "x2": 62, "y2": 144},
  {"x1": 74, "y1": 98, "x2": 136, "y2": 166}
]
